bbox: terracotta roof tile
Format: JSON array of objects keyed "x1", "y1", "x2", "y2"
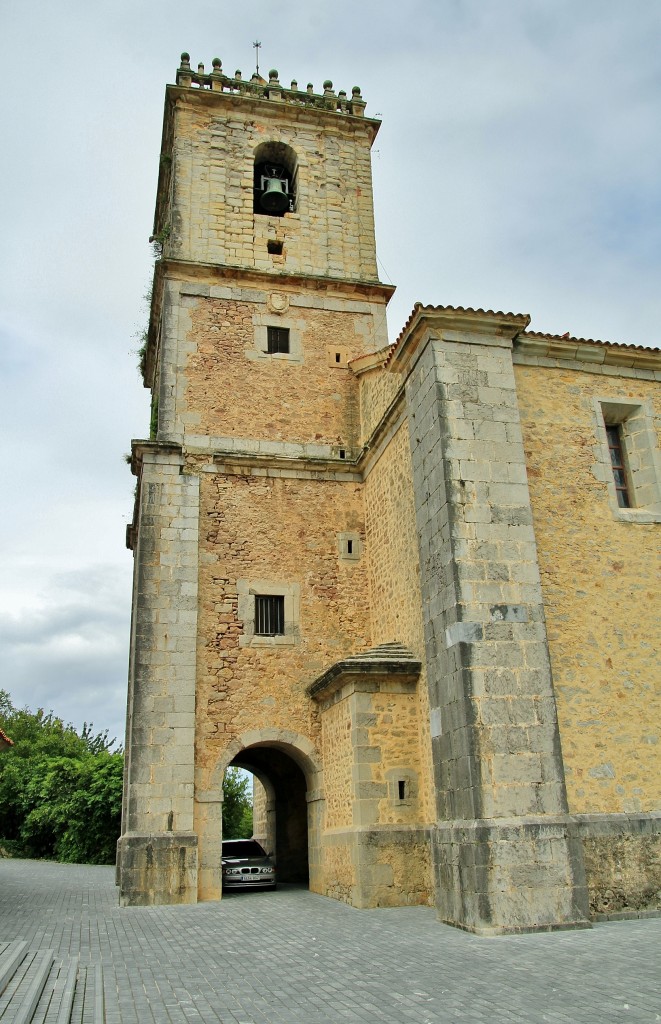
[
  {"x1": 386, "y1": 302, "x2": 530, "y2": 367},
  {"x1": 522, "y1": 330, "x2": 659, "y2": 353}
]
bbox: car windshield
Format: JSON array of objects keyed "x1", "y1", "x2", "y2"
[{"x1": 222, "y1": 840, "x2": 267, "y2": 858}]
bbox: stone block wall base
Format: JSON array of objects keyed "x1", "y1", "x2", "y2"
[
  {"x1": 433, "y1": 819, "x2": 591, "y2": 935},
  {"x1": 322, "y1": 826, "x2": 433, "y2": 908},
  {"x1": 574, "y1": 812, "x2": 661, "y2": 918},
  {"x1": 117, "y1": 832, "x2": 198, "y2": 906}
]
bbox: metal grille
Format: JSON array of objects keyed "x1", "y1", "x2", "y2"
[
  {"x1": 255, "y1": 595, "x2": 285, "y2": 635},
  {"x1": 267, "y1": 326, "x2": 290, "y2": 354},
  {"x1": 606, "y1": 425, "x2": 631, "y2": 508}
]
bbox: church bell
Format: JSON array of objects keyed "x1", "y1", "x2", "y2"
[{"x1": 259, "y1": 174, "x2": 290, "y2": 214}]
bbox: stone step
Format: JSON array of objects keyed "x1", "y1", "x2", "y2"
[
  {"x1": 0, "y1": 949, "x2": 53, "y2": 1023},
  {"x1": 0, "y1": 942, "x2": 28, "y2": 996},
  {"x1": 0, "y1": 944, "x2": 104, "y2": 1024}
]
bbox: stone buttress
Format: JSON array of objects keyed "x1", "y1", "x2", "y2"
[{"x1": 390, "y1": 305, "x2": 591, "y2": 933}]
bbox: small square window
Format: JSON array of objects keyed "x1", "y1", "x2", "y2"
[
  {"x1": 267, "y1": 326, "x2": 290, "y2": 354},
  {"x1": 238, "y1": 580, "x2": 300, "y2": 647},
  {"x1": 267, "y1": 240, "x2": 284, "y2": 255},
  {"x1": 337, "y1": 532, "x2": 362, "y2": 562},
  {"x1": 255, "y1": 595, "x2": 285, "y2": 636}
]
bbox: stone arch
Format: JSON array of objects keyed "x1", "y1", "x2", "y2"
[
  {"x1": 196, "y1": 729, "x2": 324, "y2": 900},
  {"x1": 211, "y1": 727, "x2": 323, "y2": 792}
]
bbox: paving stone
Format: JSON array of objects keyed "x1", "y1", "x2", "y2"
[{"x1": 0, "y1": 860, "x2": 659, "y2": 1024}]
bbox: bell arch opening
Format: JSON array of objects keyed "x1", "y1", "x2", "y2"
[{"x1": 253, "y1": 141, "x2": 298, "y2": 216}]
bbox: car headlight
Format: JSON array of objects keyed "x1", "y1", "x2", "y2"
[{"x1": 260, "y1": 867, "x2": 275, "y2": 874}]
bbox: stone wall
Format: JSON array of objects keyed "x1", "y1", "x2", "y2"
[
  {"x1": 357, "y1": 358, "x2": 402, "y2": 445},
  {"x1": 515, "y1": 363, "x2": 660, "y2": 814},
  {"x1": 363, "y1": 418, "x2": 435, "y2": 826},
  {"x1": 575, "y1": 814, "x2": 661, "y2": 916},
  {"x1": 194, "y1": 468, "x2": 371, "y2": 786},
  {"x1": 183, "y1": 292, "x2": 370, "y2": 447},
  {"x1": 320, "y1": 696, "x2": 354, "y2": 830}
]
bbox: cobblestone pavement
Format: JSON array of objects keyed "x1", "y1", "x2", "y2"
[{"x1": 1, "y1": 859, "x2": 659, "y2": 1024}]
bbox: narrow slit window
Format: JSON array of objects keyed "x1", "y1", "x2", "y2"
[
  {"x1": 335, "y1": 352, "x2": 341, "y2": 363},
  {"x1": 347, "y1": 539, "x2": 353, "y2": 555},
  {"x1": 398, "y1": 780, "x2": 407, "y2": 801},
  {"x1": 267, "y1": 326, "x2": 290, "y2": 354},
  {"x1": 255, "y1": 595, "x2": 285, "y2": 636},
  {"x1": 606, "y1": 425, "x2": 631, "y2": 508}
]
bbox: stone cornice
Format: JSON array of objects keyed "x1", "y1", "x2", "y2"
[
  {"x1": 130, "y1": 439, "x2": 183, "y2": 478},
  {"x1": 211, "y1": 450, "x2": 362, "y2": 482},
  {"x1": 158, "y1": 258, "x2": 394, "y2": 300},
  {"x1": 142, "y1": 259, "x2": 394, "y2": 390},
  {"x1": 308, "y1": 643, "x2": 421, "y2": 701},
  {"x1": 388, "y1": 303, "x2": 531, "y2": 375},
  {"x1": 126, "y1": 441, "x2": 185, "y2": 550},
  {"x1": 515, "y1": 332, "x2": 661, "y2": 370},
  {"x1": 348, "y1": 346, "x2": 393, "y2": 376},
  {"x1": 169, "y1": 54, "x2": 378, "y2": 135}
]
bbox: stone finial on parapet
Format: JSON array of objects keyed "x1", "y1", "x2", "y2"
[
  {"x1": 322, "y1": 80, "x2": 336, "y2": 109},
  {"x1": 177, "y1": 52, "x2": 192, "y2": 88},
  {"x1": 173, "y1": 54, "x2": 371, "y2": 117},
  {"x1": 350, "y1": 86, "x2": 366, "y2": 117},
  {"x1": 210, "y1": 57, "x2": 223, "y2": 91},
  {"x1": 267, "y1": 69, "x2": 282, "y2": 100}
]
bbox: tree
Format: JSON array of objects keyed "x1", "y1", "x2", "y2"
[
  {"x1": 0, "y1": 690, "x2": 123, "y2": 864},
  {"x1": 222, "y1": 767, "x2": 253, "y2": 839}
]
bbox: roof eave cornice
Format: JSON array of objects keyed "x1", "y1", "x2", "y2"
[
  {"x1": 516, "y1": 332, "x2": 661, "y2": 370},
  {"x1": 388, "y1": 303, "x2": 531, "y2": 374}
]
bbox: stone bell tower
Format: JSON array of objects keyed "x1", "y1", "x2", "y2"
[{"x1": 118, "y1": 54, "x2": 393, "y2": 905}]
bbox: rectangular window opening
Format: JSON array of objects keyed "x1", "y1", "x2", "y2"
[
  {"x1": 605, "y1": 424, "x2": 631, "y2": 508},
  {"x1": 339, "y1": 449, "x2": 346, "y2": 460},
  {"x1": 335, "y1": 352, "x2": 341, "y2": 363},
  {"x1": 255, "y1": 595, "x2": 285, "y2": 636},
  {"x1": 267, "y1": 326, "x2": 290, "y2": 354},
  {"x1": 267, "y1": 240, "x2": 284, "y2": 255},
  {"x1": 397, "y1": 780, "x2": 407, "y2": 801},
  {"x1": 347, "y1": 539, "x2": 353, "y2": 555}
]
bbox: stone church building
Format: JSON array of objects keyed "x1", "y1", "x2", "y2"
[{"x1": 118, "y1": 54, "x2": 660, "y2": 934}]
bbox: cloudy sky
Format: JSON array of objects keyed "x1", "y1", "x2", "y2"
[{"x1": 2, "y1": 0, "x2": 660, "y2": 745}]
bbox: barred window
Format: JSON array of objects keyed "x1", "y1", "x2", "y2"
[
  {"x1": 255, "y1": 595, "x2": 285, "y2": 636},
  {"x1": 267, "y1": 326, "x2": 290, "y2": 354}
]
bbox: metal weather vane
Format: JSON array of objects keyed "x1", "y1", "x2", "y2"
[{"x1": 253, "y1": 40, "x2": 261, "y2": 77}]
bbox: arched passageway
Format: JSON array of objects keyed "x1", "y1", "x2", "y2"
[
  {"x1": 196, "y1": 731, "x2": 323, "y2": 901},
  {"x1": 231, "y1": 746, "x2": 309, "y2": 883}
]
